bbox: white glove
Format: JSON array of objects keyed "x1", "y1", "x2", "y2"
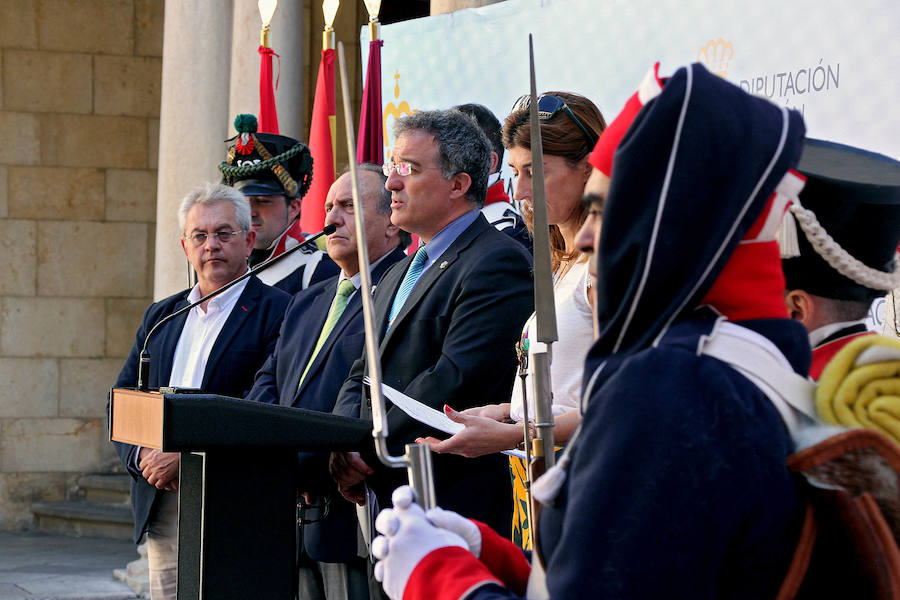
[
  {"x1": 371, "y1": 486, "x2": 468, "y2": 600},
  {"x1": 425, "y1": 506, "x2": 482, "y2": 558}
]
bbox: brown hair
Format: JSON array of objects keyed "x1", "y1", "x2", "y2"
[{"x1": 503, "y1": 91, "x2": 606, "y2": 271}]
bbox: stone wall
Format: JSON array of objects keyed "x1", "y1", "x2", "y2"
[
  {"x1": 0, "y1": 0, "x2": 490, "y2": 531},
  {"x1": 0, "y1": 0, "x2": 163, "y2": 529}
]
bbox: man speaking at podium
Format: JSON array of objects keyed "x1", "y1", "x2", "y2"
[
  {"x1": 110, "y1": 183, "x2": 290, "y2": 600},
  {"x1": 330, "y1": 110, "x2": 533, "y2": 536}
]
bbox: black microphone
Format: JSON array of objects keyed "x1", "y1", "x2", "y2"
[{"x1": 137, "y1": 224, "x2": 337, "y2": 390}]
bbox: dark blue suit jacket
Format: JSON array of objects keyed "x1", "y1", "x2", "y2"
[
  {"x1": 269, "y1": 253, "x2": 340, "y2": 296},
  {"x1": 247, "y1": 246, "x2": 406, "y2": 562},
  {"x1": 112, "y1": 276, "x2": 290, "y2": 543},
  {"x1": 333, "y1": 215, "x2": 534, "y2": 537}
]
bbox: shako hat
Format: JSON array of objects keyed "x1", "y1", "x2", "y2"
[
  {"x1": 781, "y1": 139, "x2": 900, "y2": 301},
  {"x1": 590, "y1": 62, "x2": 805, "y2": 365},
  {"x1": 219, "y1": 114, "x2": 313, "y2": 198}
]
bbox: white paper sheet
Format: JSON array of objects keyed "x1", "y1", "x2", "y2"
[{"x1": 363, "y1": 376, "x2": 526, "y2": 460}]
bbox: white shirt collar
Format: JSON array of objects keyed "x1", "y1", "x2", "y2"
[
  {"x1": 186, "y1": 274, "x2": 250, "y2": 316},
  {"x1": 339, "y1": 248, "x2": 395, "y2": 289},
  {"x1": 808, "y1": 318, "x2": 868, "y2": 348}
]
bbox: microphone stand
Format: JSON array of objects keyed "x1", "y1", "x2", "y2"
[{"x1": 136, "y1": 224, "x2": 336, "y2": 390}]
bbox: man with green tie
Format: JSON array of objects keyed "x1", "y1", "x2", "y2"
[{"x1": 247, "y1": 164, "x2": 408, "y2": 600}]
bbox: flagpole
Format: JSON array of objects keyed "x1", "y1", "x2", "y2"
[
  {"x1": 257, "y1": 0, "x2": 280, "y2": 133},
  {"x1": 322, "y1": 0, "x2": 339, "y2": 172},
  {"x1": 259, "y1": 0, "x2": 276, "y2": 47},
  {"x1": 300, "y1": 1, "x2": 341, "y2": 233},
  {"x1": 365, "y1": 0, "x2": 381, "y2": 42},
  {"x1": 357, "y1": 0, "x2": 384, "y2": 166},
  {"x1": 323, "y1": 0, "x2": 338, "y2": 51}
]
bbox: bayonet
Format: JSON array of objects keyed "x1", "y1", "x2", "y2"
[{"x1": 528, "y1": 33, "x2": 557, "y2": 473}]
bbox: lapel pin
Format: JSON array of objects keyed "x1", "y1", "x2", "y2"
[{"x1": 439, "y1": 261, "x2": 449, "y2": 269}]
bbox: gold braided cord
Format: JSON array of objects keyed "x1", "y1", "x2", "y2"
[
  {"x1": 253, "y1": 135, "x2": 299, "y2": 197},
  {"x1": 218, "y1": 135, "x2": 313, "y2": 197}
]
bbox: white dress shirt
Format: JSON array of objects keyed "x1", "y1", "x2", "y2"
[
  {"x1": 132, "y1": 277, "x2": 248, "y2": 471},
  {"x1": 168, "y1": 278, "x2": 249, "y2": 388}
]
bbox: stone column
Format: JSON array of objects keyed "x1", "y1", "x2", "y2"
[
  {"x1": 229, "y1": 0, "x2": 306, "y2": 141},
  {"x1": 431, "y1": 0, "x2": 505, "y2": 15},
  {"x1": 154, "y1": 0, "x2": 234, "y2": 299}
]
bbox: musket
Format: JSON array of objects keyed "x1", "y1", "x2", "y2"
[
  {"x1": 526, "y1": 32, "x2": 558, "y2": 540},
  {"x1": 335, "y1": 42, "x2": 436, "y2": 510}
]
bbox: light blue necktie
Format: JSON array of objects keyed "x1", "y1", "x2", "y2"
[{"x1": 388, "y1": 245, "x2": 429, "y2": 327}]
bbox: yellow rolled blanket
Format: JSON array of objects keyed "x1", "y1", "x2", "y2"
[{"x1": 817, "y1": 335, "x2": 900, "y2": 443}]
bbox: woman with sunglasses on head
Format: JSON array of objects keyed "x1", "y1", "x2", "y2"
[{"x1": 418, "y1": 91, "x2": 606, "y2": 549}]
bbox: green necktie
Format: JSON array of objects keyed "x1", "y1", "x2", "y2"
[{"x1": 298, "y1": 278, "x2": 356, "y2": 388}]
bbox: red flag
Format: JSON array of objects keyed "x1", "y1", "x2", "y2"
[
  {"x1": 356, "y1": 39, "x2": 384, "y2": 165},
  {"x1": 301, "y1": 48, "x2": 336, "y2": 233},
  {"x1": 258, "y1": 45, "x2": 280, "y2": 133}
]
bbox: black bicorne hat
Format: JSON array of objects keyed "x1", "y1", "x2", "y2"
[
  {"x1": 218, "y1": 114, "x2": 314, "y2": 198},
  {"x1": 781, "y1": 139, "x2": 900, "y2": 301}
]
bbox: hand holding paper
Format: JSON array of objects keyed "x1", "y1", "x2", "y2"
[{"x1": 364, "y1": 377, "x2": 526, "y2": 459}]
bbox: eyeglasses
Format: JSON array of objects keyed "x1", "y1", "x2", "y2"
[
  {"x1": 382, "y1": 162, "x2": 414, "y2": 177},
  {"x1": 183, "y1": 229, "x2": 245, "y2": 246},
  {"x1": 383, "y1": 162, "x2": 450, "y2": 178},
  {"x1": 511, "y1": 94, "x2": 598, "y2": 147}
]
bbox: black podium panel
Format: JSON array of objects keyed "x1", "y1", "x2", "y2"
[
  {"x1": 178, "y1": 451, "x2": 299, "y2": 600},
  {"x1": 161, "y1": 393, "x2": 371, "y2": 452},
  {"x1": 108, "y1": 392, "x2": 375, "y2": 600}
]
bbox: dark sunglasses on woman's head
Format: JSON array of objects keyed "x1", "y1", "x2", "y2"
[{"x1": 512, "y1": 94, "x2": 598, "y2": 147}]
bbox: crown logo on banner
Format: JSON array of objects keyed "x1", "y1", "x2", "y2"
[
  {"x1": 383, "y1": 70, "x2": 416, "y2": 160},
  {"x1": 697, "y1": 38, "x2": 734, "y2": 78}
]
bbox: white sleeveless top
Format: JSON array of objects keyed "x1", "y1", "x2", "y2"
[{"x1": 510, "y1": 258, "x2": 593, "y2": 422}]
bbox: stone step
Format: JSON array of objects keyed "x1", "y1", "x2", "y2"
[
  {"x1": 79, "y1": 473, "x2": 132, "y2": 505},
  {"x1": 32, "y1": 501, "x2": 134, "y2": 541}
]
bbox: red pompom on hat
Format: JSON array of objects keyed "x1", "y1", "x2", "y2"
[{"x1": 589, "y1": 63, "x2": 665, "y2": 176}]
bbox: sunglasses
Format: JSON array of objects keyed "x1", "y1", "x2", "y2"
[{"x1": 512, "y1": 94, "x2": 598, "y2": 147}]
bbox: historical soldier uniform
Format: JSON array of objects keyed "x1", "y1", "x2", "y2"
[
  {"x1": 219, "y1": 114, "x2": 339, "y2": 293},
  {"x1": 481, "y1": 177, "x2": 531, "y2": 253},
  {"x1": 781, "y1": 139, "x2": 900, "y2": 379},
  {"x1": 367, "y1": 63, "x2": 813, "y2": 600}
]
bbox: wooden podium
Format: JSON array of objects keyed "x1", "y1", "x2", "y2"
[{"x1": 109, "y1": 388, "x2": 372, "y2": 600}]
